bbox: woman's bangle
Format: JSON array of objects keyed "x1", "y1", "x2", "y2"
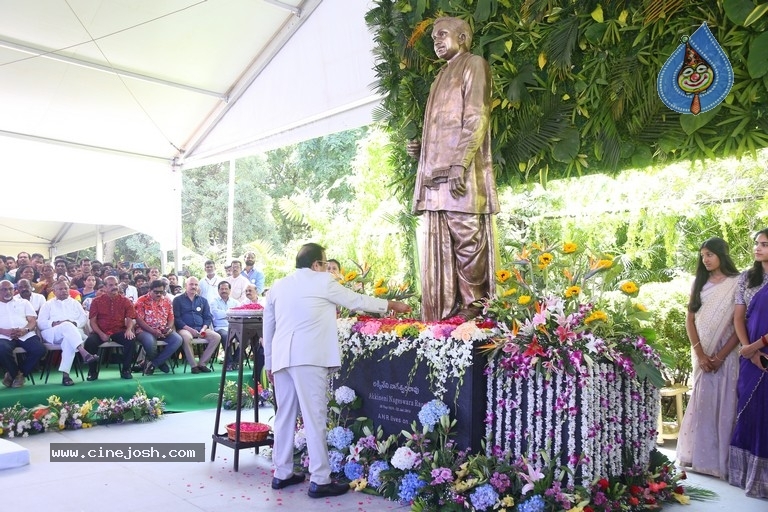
[
  {"x1": 692, "y1": 342, "x2": 701, "y2": 349},
  {"x1": 714, "y1": 355, "x2": 724, "y2": 362}
]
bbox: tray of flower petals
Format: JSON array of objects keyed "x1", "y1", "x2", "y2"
[
  {"x1": 227, "y1": 303, "x2": 264, "y2": 317},
  {"x1": 226, "y1": 421, "x2": 270, "y2": 442}
]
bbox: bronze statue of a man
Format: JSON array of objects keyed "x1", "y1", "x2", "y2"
[{"x1": 407, "y1": 16, "x2": 499, "y2": 322}]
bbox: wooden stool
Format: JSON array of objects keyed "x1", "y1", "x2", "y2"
[{"x1": 656, "y1": 384, "x2": 690, "y2": 444}]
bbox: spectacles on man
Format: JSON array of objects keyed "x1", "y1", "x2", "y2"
[{"x1": 152, "y1": 289, "x2": 165, "y2": 295}]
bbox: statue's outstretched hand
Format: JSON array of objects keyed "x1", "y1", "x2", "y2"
[
  {"x1": 406, "y1": 140, "x2": 421, "y2": 159},
  {"x1": 448, "y1": 165, "x2": 467, "y2": 198}
]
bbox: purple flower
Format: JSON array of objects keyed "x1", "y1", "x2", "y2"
[
  {"x1": 343, "y1": 460, "x2": 364, "y2": 481},
  {"x1": 327, "y1": 426, "x2": 353, "y2": 450},
  {"x1": 367, "y1": 460, "x2": 389, "y2": 489},
  {"x1": 398, "y1": 472, "x2": 426, "y2": 503},
  {"x1": 430, "y1": 467, "x2": 453, "y2": 485},
  {"x1": 470, "y1": 483, "x2": 499, "y2": 511},
  {"x1": 490, "y1": 471, "x2": 511, "y2": 493}
]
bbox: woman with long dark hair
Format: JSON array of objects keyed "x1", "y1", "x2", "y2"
[
  {"x1": 677, "y1": 237, "x2": 740, "y2": 479},
  {"x1": 729, "y1": 228, "x2": 768, "y2": 498}
]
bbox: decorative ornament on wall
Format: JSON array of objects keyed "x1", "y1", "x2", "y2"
[{"x1": 657, "y1": 23, "x2": 733, "y2": 115}]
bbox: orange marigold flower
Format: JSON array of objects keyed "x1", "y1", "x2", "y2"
[
  {"x1": 518, "y1": 295, "x2": 532, "y2": 305},
  {"x1": 344, "y1": 270, "x2": 358, "y2": 282},
  {"x1": 538, "y1": 253, "x2": 554, "y2": 267},
  {"x1": 496, "y1": 269, "x2": 511, "y2": 283},
  {"x1": 374, "y1": 286, "x2": 388, "y2": 296}
]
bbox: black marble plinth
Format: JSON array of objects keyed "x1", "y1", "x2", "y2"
[{"x1": 337, "y1": 341, "x2": 487, "y2": 453}]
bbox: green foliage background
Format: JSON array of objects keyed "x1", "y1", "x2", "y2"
[{"x1": 367, "y1": 0, "x2": 768, "y2": 201}]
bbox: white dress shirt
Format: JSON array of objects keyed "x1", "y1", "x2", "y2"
[{"x1": 37, "y1": 297, "x2": 88, "y2": 330}]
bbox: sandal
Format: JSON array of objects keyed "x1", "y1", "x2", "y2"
[
  {"x1": 84, "y1": 353, "x2": 99, "y2": 364},
  {"x1": 62, "y1": 375, "x2": 75, "y2": 386}
]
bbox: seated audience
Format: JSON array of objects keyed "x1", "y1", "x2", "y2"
[
  {"x1": 5, "y1": 256, "x2": 17, "y2": 275},
  {"x1": 90, "y1": 260, "x2": 104, "y2": 279},
  {"x1": 119, "y1": 272, "x2": 138, "y2": 302},
  {"x1": 0, "y1": 255, "x2": 13, "y2": 283},
  {"x1": 199, "y1": 260, "x2": 224, "y2": 303},
  {"x1": 173, "y1": 277, "x2": 221, "y2": 373},
  {"x1": 82, "y1": 282, "x2": 105, "y2": 313},
  {"x1": 37, "y1": 281, "x2": 97, "y2": 386},
  {"x1": 83, "y1": 276, "x2": 137, "y2": 381},
  {"x1": 79, "y1": 275, "x2": 99, "y2": 301},
  {"x1": 241, "y1": 283, "x2": 260, "y2": 305},
  {"x1": 0, "y1": 279, "x2": 45, "y2": 388},
  {"x1": 47, "y1": 275, "x2": 82, "y2": 302},
  {"x1": 9, "y1": 252, "x2": 31, "y2": 279},
  {"x1": 72, "y1": 258, "x2": 92, "y2": 289},
  {"x1": 34, "y1": 263, "x2": 56, "y2": 297},
  {"x1": 54, "y1": 258, "x2": 69, "y2": 281},
  {"x1": 210, "y1": 281, "x2": 240, "y2": 370},
  {"x1": 134, "y1": 274, "x2": 149, "y2": 296},
  {"x1": 15, "y1": 278, "x2": 45, "y2": 313},
  {"x1": 66, "y1": 262, "x2": 79, "y2": 281},
  {"x1": 16, "y1": 264, "x2": 38, "y2": 286},
  {"x1": 134, "y1": 280, "x2": 183, "y2": 375},
  {"x1": 147, "y1": 267, "x2": 161, "y2": 282},
  {"x1": 30, "y1": 253, "x2": 45, "y2": 273},
  {"x1": 227, "y1": 260, "x2": 250, "y2": 302}
]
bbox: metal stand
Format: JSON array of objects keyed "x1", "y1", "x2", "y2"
[{"x1": 210, "y1": 314, "x2": 272, "y2": 471}]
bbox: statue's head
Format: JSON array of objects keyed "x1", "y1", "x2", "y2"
[{"x1": 432, "y1": 17, "x2": 472, "y2": 60}]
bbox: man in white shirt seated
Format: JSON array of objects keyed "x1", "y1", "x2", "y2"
[
  {"x1": 37, "y1": 281, "x2": 98, "y2": 386},
  {"x1": 15, "y1": 279, "x2": 46, "y2": 314},
  {"x1": 226, "y1": 260, "x2": 250, "y2": 302},
  {"x1": 0, "y1": 279, "x2": 45, "y2": 388},
  {"x1": 210, "y1": 281, "x2": 240, "y2": 370}
]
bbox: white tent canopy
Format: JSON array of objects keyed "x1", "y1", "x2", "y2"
[{"x1": 0, "y1": 0, "x2": 379, "y2": 256}]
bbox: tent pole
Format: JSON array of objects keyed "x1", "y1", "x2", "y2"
[
  {"x1": 173, "y1": 159, "x2": 183, "y2": 279},
  {"x1": 95, "y1": 228, "x2": 104, "y2": 262},
  {"x1": 226, "y1": 158, "x2": 235, "y2": 264}
]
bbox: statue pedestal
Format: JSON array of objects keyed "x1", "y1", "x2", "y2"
[{"x1": 337, "y1": 340, "x2": 487, "y2": 452}]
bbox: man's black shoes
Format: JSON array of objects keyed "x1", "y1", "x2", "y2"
[
  {"x1": 271, "y1": 473, "x2": 306, "y2": 490},
  {"x1": 308, "y1": 481, "x2": 350, "y2": 498}
]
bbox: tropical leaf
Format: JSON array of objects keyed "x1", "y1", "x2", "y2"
[
  {"x1": 744, "y1": 2, "x2": 768, "y2": 26},
  {"x1": 546, "y1": 12, "x2": 580, "y2": 78},
  {"x1": 747, "y1": 31, "x2": 768, "y2": 78}
]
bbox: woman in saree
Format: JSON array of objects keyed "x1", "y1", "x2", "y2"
[
  {"x1": 677, "y1": 237, "x2": 740, "y2": 479},
  {"x1": 729, "y1": 228, "x2": 768, "y2": 498}
]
